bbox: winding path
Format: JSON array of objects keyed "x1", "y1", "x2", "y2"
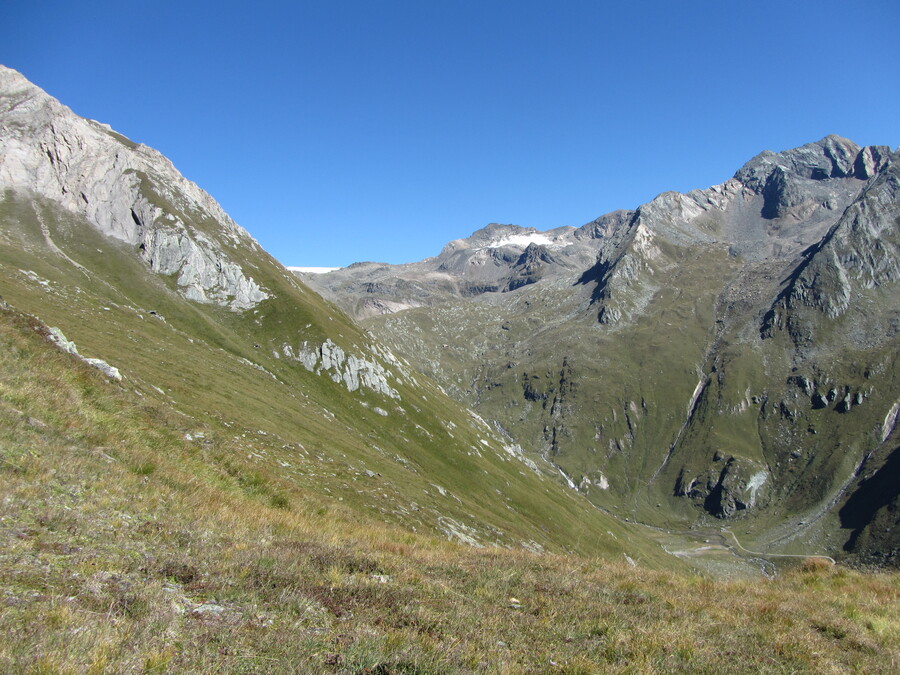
[{"x1": 722, "y1": 528, "x2": 836, "y2": 565}]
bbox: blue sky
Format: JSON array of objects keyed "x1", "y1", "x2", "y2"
[{"x1": 2, "y1": 1, "x2": 898, "y2": 267}]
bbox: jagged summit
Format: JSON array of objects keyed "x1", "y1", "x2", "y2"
[
  {"x1": 735, "y1": 135, "x2": 891, "y2": 186},
  {"x1": 305, "y1": 135, "x2": 897, "y2": 324},
  {"x1": 733, "y1": 136, "x2": 892, "y2": 225}
]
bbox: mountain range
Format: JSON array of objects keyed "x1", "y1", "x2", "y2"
[
  {"x1": 304, "y1": 134, "x2": 900, "y2": 567},
  {"x1": 0, "y1": 64, "x2": 660, "y2": 560},
  {"x1": 1, "y1": 63, "x2": 899, "y2": 670}
]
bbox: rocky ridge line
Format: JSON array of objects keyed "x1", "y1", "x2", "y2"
[{"x1": 0, "y1": 65, "x2": 267, "y2": 311}]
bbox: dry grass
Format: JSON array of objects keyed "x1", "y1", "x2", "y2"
[
  {"x1": 1, "y1": 308, "x2": 899, "y2": 673},
  {"x1": 799, "y1": 556, "x2": 835, "y2": 573}
]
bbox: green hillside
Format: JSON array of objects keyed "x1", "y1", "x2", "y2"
[
  {"x1": 355, "y1": 141, "x2": 900, "y2": 565},
  {"x1": 2, "y1": 68, "x2": 899, "y2": 672},
  {"x1": 2, "y1": 299, "x2": 898, "y2": 673},
  {"x1": 0, "y1": 188, "x2": 663, "y2": 563}
]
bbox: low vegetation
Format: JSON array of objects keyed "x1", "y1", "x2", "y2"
[
  {"x1": 1, "y1": 305, "x2": 898, "y2": 673},
  {"x1": 0, "y1": 190, "x2": 666, "y2": 563},
  {"x1": 2, "y1": 81, "x2": 897, "y2": 672}
]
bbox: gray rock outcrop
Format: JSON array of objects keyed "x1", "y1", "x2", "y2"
[
  {"x1": 0, "y1": 66, "x2": 267, "y2": 311},
  {"x1": 764, "y1": 151, "x2": 900, "y2": 341},
  {"x1": 283, "y1": 339, "x2": 400, "y2": 399},
  {"x1": 46, "y1": 326, "x2": 122, "y2": 380},
  {"x1": 675, "y1": 457, "x2": 768, "y2": 518}
]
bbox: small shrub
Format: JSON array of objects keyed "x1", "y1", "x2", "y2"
[
  {"x1": 158, "y1": 560, "x2": 198, "y2": 584},
  {"x1": 143, "y1": 649, "x2": 176, "y2": 672},
  {"x1": 238, "y1": 470, "x2": 267, "y2": 493}
]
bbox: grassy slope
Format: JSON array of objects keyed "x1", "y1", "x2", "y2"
[
  {"x1": 1, "y1": 302, "x2": 899, "y2": 673},
  {"x1": 367, "y1": 246, "x2": 735, "y2": 517},
  {"x1": 0, "y1": 188, "x2": 676, "y2": 564}
]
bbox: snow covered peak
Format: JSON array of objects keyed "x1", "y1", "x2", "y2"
[{"x1": 485, "y1": 232, "x2": 558, "y2": 249}]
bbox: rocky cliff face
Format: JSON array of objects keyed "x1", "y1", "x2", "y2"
[
  {"x1": 0, "y1": 66, "x2": 267, "y2": 310},
  {"x1": 581, "y1": 136, "x2": 888, "y2": 326},
  {"x1": 314, "y1": 136, "x2": 900, "y2": 564},
  {"x1": 764, "y1": 155, "x2": 900, "y2": 345}
]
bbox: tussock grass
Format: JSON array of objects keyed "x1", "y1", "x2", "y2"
[{"x1": 1, "y1": 306, "x2": 899, "y2": 673}]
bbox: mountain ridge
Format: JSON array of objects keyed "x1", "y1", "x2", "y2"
[
  {"x1": 2, "y1": 62, "x2": 898, "y2": 565},
  {"x1": 0, "y1": 64, "x2": 666, "y2": 563},
  {"x1": 0, "y1": 65, "x2": 271, "y2": 310},
  {"x1": 2, "y1": 64, "x2": 899, "y2": 673},
  {"x1": 307, "y1": 134, "x2": 900, "y2": 566}
]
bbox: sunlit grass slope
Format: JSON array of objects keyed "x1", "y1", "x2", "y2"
[
  {"x1": 0, "y1": 187, "x2": 666, "y2": 561},
  {"x1": 1, "y1": 304, "x2": 898, "y2": 673}
]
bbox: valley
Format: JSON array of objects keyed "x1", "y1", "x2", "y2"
[
  {"x1": 306, "y1": 135, "x2": 900, "y2": 568},
  {"x1": 0, "y1": 64, "x2": 898, "y2": 671}
]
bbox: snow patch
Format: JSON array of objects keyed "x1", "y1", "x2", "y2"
[
  {"x1": 287, "y1": 266, "x2": 341, "y2": 274},
  {"x1": 485, "y1": 233, "x2": 557, "y2": 249}
]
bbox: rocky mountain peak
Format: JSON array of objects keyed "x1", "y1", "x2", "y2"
[
  {"x1": 0, "y1": 65, "x2": 59, "y2": 119},
  {"x1": 734, "y1": 135, "x2": 891, "y2": 191},
  {"x1": 0, "y1": 65, "x2": 268, "y2": 311},
  {"x1": 765, "y1": 147, "x2": 900, "y2": 338},
  {"x1": 574, "y1": 210, "x2": 635, "y2": 241},
  {"x1": 439, "y1": 223, "x2": 573, "y2": 257}
]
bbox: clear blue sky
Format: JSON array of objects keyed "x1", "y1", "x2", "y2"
[{"x1": 2, "y1": 1, "x2": 898, "y2": 267}]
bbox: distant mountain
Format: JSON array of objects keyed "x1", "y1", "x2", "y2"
[
  {"x1": 307, "y1": 135, "x2": 900, "y2": 566},
  {"x1": 0, "y1": 65, "x2": 661, "y2": 562},
  {"x1": 301, "y1": 218, "x2": 625, "y2": 318}
]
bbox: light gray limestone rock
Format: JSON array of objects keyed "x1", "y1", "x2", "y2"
[
  {"x1": 46, "y1": 327, "x2": 122, "y2": 380},
  {"x1": 0, "y1": 66, "x2": 267, "y2": 311},
  {"x1": 286, "y1": 339, "x2": 400, "y2": 399}
]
